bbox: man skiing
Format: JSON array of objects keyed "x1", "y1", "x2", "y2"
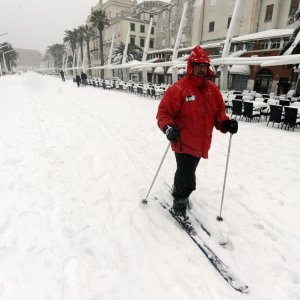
[{"x1": 156, "y1": 45, "x2": 238, "y2": 218}]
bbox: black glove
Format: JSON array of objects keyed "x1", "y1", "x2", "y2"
[
  {"x1": 222, "y1": 119, "x2": 238, "y2": 134},
  {"x1": 163, "y1": 125, "x2": 180, "y2": 142}
]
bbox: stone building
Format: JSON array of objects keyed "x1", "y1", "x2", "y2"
[
  {"x1": 88, "y1": 0, "x2": 167, "y2": 78},
  {"x1": 150, "y1": 0, "x2": 300, "y2": 91}
]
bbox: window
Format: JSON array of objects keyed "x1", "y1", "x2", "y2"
[
  {"x1": 130, "y1": 23, "x2": 135, "y2": 31},
  {"x1": 151, "y1": 27, "x2": 154, "y2": 34},
  {"x1": 270, "y1": 39, "x2": 280, "y2": 49},
  {"x1": 171, "y1": 37, "x2": 175, "y2": 47},
  {"x1": 227, "y1": 17, "x2": 232, "y2": 29},
  {"x1": 140, "y1": 38, "x2": 145, "y2": 47},
  {"x1": 163, "y1": 11, "x2": 166, "y2": 19},
  {"x1": 209, "y1": 21, "x2": 215, "y2": 32},
  {"x1": 162, "y1": 38, "x2": 165, "y2": 47},
  {"x1": 265, "y1": 4, "x2": 274, "y2": 22},
  {"x1": 283, "y1": 38, "x2": 290, "y2": 48},
  {"x1": 235, "y1": 43, "x2": 243, "y2": 51},
  {"x1": 170, "y1": 22, "x2": 175, "y2": 30},
  {"x1": 130, "y1": 37, "x2": 135, "y2": 45},
  {"x1": 289, "y1": 0, "x2": 299, "y2": 16},
  {"x1": 150, "y1": 39, "x2": 154, "y2": 48},
  {"x1": 150, "y1": 14, "x2": 154, "y2": 20},
  {"x1": 246, "y1": 42, "x2": 254, "y2": 51},
  {"x1": 140, "y1": 25, "x2": 145, "y2": 33},
  {"x1": 259, "y1": 40, "x2": 269, "y2": 50}
]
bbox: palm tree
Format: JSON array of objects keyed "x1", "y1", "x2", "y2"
[
  {"x1": 90, "y1": 9, "x2": 110, "y2": 78},
  {"x1": 46, "y1": 44, "x2": 66, "y2": 68},
  {"x1": 111, "y1": 41, "x2": 143, "y2": 64},
  {"x1": 82, "y1": 25, "x2": 97, "y2": 75},
  {"x1": 64, "y1": 29, "x2": 78, "y2": 61},
  {"x1": 0, "y1": 43, "x2": 18, "y2": 72},
  {"x1": 77, "y1": 26, "x2": 86, "y2": 63},
  {"x1": 111, "y1": 42, "x2": 143, "y2": 79}
]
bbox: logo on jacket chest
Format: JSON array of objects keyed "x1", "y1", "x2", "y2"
[{"x1": 185, "y1": 95, "x2": 196, "y2": 102}]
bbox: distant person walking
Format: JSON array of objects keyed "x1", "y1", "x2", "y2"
[
  {"x1": 81, "y1": 71, "x2": 88, "y2": 87},
  {"x1": 60, "y1": 70, "x2": 65, "y2": 82},
  {"x1": 75, "y1": 74, "x2": 81, "y2": 87}
]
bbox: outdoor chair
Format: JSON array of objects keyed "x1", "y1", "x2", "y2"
[
  {"x1": 267, "y1": 105, "x2": 283, "y2": 127},
  {"x1": 281, "y1": 107, "x2": 300, "y2": 131},
  {"x1": 241, "y1": 101, "x2": 261, "y2": 122},
  {"x1": 242, "y1": 95, "x2": 254, "y2": 101},
  {"x1": 260, "y1": 98, "x2": 280, "y2": 119},
  {"x1": 231, "y1": 100, "x2": 243, "y2": 119},
  {"x1": 279, "y1": 99, "x2": 290, "y2": 106},
  {"x1": 235, "y1": 94, "x2": 243, "y2": 100},
  {"x1": 151, "y1": 88, "x2": 156, "y2": 99}
]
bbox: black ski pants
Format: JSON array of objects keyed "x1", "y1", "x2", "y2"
[{"x1": 172, "y1": 153, "x2": 200, "y2": 199}]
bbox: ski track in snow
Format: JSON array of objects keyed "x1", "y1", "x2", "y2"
[{"x1": 0, "y1": 72, "x2": 300, "y2": 300}]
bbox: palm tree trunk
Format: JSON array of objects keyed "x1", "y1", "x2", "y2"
[
  {"x1": 87, "y1": 41, "x2": 92, "y2": 76},
  {"x1": 80, "y1": 42, "x2": 84, "y2": 64},
  {"x1": 99, "y1": 27, "x2": 104, "y2": 78}
]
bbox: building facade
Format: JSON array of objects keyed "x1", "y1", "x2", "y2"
[
  {"x1": 150, "y1": 0, "x2": 300, "y2": 92},
  {"x1": 85, "y1": 0, "x2": 300, "y2": 91},
  {"x1": 88, "y1": 0, "x2": 166, "y2": 78}
]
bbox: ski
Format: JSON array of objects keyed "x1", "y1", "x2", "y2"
[
  {"x1": 159, "y1": 201, "x2": 249, "y2": 294},
  {"x1": 164, "y1": 183, "x2": 211, "y2": 237}
]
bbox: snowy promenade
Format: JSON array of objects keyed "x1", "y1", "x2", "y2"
[{"x1": 0, "y1": 72, "x2": 299, "y2": 299}]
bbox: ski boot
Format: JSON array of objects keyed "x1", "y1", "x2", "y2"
[{"x1": 170, "y1": 198, "x2": 195, "y2": 235}]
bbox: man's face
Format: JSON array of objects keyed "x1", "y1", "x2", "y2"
[{"x1": 192, "y1": 63, "x2": 208, "y2": 78}]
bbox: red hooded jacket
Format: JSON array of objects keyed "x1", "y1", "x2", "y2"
[{"x1": 156, "y1": 46, "x2": 229, "y2": 159}]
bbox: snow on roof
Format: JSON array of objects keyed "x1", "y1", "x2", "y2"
[
  {"x1": 229, "y1": 50, "x2": 247, "y2": 57},
  {"x1": 232, "y1": 29, "x2": 293, "y2": 42},
  {"x1": 201, "y1": 42, "x2": 222, "y2": 49},
  {"x1": 229, "y1": 64, "x2": 250, "y2": 75},
  {"x1": 154, "y1": 66, "x2": 164, "y2": 74}
]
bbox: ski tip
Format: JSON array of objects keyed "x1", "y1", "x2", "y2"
[
  {"x1": 141, "y1": 199, "x2": 148, "y2": 205},
  {"x1": 239, "y1": 285, "x2": 249, "y2": 294}
]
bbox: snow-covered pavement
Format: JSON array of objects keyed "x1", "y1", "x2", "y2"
[{"x1": 0, "y1": 72, "x2": 299, "y2": 299}]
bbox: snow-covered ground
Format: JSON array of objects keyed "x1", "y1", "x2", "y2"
[{"x1": 0, "y1": 72, "x2": 299, "y2": 300}]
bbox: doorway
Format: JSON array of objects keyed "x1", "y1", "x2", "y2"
[{"x1": 255, "y1": 69, "x2": 273, "y2": 94}]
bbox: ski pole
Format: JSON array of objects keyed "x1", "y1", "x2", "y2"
[
  {"x1": 142, "y1": 142, "x2": 171, "y2": 205},
  {"x1": 217, "y1": 134, "x2": 233, "y2": 221}
]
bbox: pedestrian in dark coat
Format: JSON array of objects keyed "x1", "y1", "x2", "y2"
[
  {"x1": 75, "y1": 75, "x2": 81, "y2": 87},
  {"x1": 156, "y1": 45, "x2": 238, "y2": 217},
  {"x1": 81, "y1": 71, "x2": 87, "y2": 87},
  {"x1": 60, "y1": 70, "x2": 65, "y2": 82}
]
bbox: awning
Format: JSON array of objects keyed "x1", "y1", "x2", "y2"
[
  {"x1": 229, "y1": 65, "x2": 250, "y2": 75},
  {"x1": 133, "y1": 67, "x2": 153, "y2": 73},
  {"x1": 167, "y1": 67, "x2": 173, "y2": 74},
  {"x1": 178, "y1": 68, "x2": 186, "y2": 75},
  {"x1": 154, "y1": 66, "x2": 164, "y2": 75},
  {"x1": 217, "y1": 65, "x2": 231, "y2": 72}
]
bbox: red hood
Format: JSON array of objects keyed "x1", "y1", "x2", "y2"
[{"x1": 187, "y1": 45, "x2": 214, "y2": 79}]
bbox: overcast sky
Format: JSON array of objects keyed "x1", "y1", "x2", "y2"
[{"x1": 0, "y1": 0, "x2": 100, "y2": 53}]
